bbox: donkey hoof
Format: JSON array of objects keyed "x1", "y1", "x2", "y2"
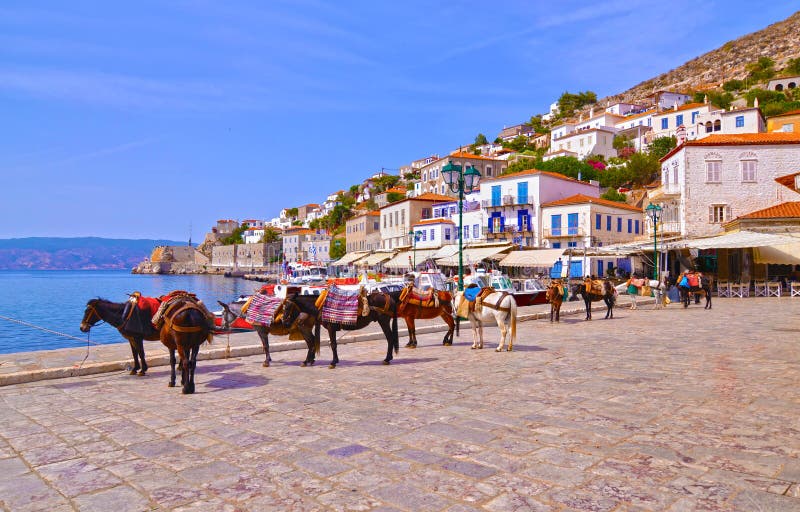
[
  {"x1": 328, "y1": 364, "x2": 336, "y2": 369},
  {"x1": 495, "y1": 348, "x2": 502, "y2": 352},
  {"x1": 262, "y1": 361, "x2": 270, "y2": 367},
  {"x1": 301, "y1": 362, "x2": 307, "y2": 367},
  {"x1": 507, "y1": 347, "x2": 513, "y2": 352},
  {"x1": 168, "y1": 382, "x2": 175, "y2": 387},
  {"x1": 138, "y1": 371, "x2": 146, "y2": 376},
  {"x1": 471, "y1": 346, "x2": 476, "y2": 350},
  {"x1": 129, "y1": 370, "x2": 137, "y2": 376},
  {"x1": 382, "y1": 360, "x2": 390, "y2": 365}
]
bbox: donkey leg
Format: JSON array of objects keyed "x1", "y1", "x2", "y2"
[
  {"x1": 377, "y1": 319, "x2": 394, "y2": 364},
  {"x1": 183, "y1": 345, "x2": 199, "y2": 395},
  {"x1": 128, "y1": 339, "x2": 139, "y2": 375},
  {"x1": 405, "y1": 318, "x2": 417, "y2": 348},
  {"x1": 442, "y1": 311, "x2": 455, "y2": 346},
  {"x1": 168, "y1": 349, "x2": 177, "y2": 387},
  {"x1": 471, "y1": 318, "x2": 479, "y2": 349},
  {"x1": 477, "y1": 320, "x2": 484, "y2": 350},
  {"x1": 136, "y1": 338, "x2": 148, "y2": 376},
  {"x1": 329, "y1": 328, "x2": 339, "y2": 369},
  {"x1": 495, "y1": 316, "x2": 507, "y2": 352},
  {"x1": 256, "y1": 326, "x2": 271, "y2": 367}
]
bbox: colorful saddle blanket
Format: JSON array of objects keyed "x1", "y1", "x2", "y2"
[
  {"x1": 319, "y1": 285, "x2": 366, "y2": 326},
  {"x1": 244, "y1": 294, "x2": 283, "y2": 326},
  {"x1": 399, "y1": 286, "x2": 450, "y2": 308}
]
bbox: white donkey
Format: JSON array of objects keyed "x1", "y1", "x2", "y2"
[
  {"x1": 615, "y1": 278, "x2": 667, "y2": 309},
  {"x1": 454, "y1": 291, "x2": 518, "y2": 352}
]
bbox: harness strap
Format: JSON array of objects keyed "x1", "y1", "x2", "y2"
[
  {"x1": 480, "y1": 292, "x2": 511, "y2": 313},
  {"x1": 163, "y1": 303, "x2": 207, "y2": 334}
]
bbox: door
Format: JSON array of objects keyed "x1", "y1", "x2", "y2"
[
  {"x1": 569, "y1": 260, "x2": 583, "y2": 279},
  {"x1": 567, "y1": 213, "x2": 578, "y2": 235}
]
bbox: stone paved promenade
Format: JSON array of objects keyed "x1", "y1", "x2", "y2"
[{"x1": 1, "y1": 297, "x2": 799, "y2": 511}]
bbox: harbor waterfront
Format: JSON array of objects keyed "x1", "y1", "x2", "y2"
[
  {"x1": 0, "y1": 270, "x2": 259, "y2": 354},
  {"x1": 0, "y1": 298, "x2": 798, "y2": 510}
]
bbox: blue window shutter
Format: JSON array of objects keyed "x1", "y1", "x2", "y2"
[
  {"x1": 736, "y1": 115, "x2": 744, "y2": 127},
  {"x1": 606, "y1": 215, "x2": 611, "y2": 230},
  {"x1": 552, "y1": 242, "x2": 561, "y2": 249},
  {"x1": 597, "y1": 260, "x2": 604, "y2": 277},
  {"x1": 500, "y1": 216, "x2": 505, "y2": 232},
  {"x1": 627, "y1": 219, "x2": 632, "y2": 233},
  {"x1": 596, "y1": 213, "x2": 601, "y2": 230},
  {"x1": 617, "y1": 217, "x2": 622, "y2": 232},
  {"x1": 661, "y1": 118, "x2": 668, "y2": 129},
  {"x1": 491, "y1": 185, "x2": 501, "y2": 207},
  {"x1": 691, "y1": 111, "x2": 698, "y2": 124},
  {"x1": 517, "y1": 181, "x2": 528, "y2": 204},
  {"x1": 676, "y1": 114, "x2": 683, "y2": 126},
  {"x1": 487, "y1": 217, "x2": 493, "y2": 233},
  {"x1": 635, "y1": 220, "x2": 640, "y2": 234}
]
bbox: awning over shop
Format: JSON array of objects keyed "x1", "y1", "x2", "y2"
[
  {"x1": 663, "y1": 231, "x2": 800, "y2": 250},
  {"x1": 435, "y1": 244, "x2": 513, "y2": 266},
  {"x1": 384, "y1": 249, "x2": 435, "y2": 269},
  {"x1": 331, "y1": 251, "x2": 369, "y2": 266},
  {"x1": 357, "y1": 252, "x2": 395, "y2": 266},
  {"x1": 754, "y1": 242, "x2": 800, "y2": 264},
  {"x1": 499, "y1": 249, "x2": 566, "y2": 268}
]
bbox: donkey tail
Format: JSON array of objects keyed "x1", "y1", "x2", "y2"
[
  {"x1": 314, "y1": 321, "x2": 321, "y2": 356},
  {"x1": 392, "y1": 303, "x2": 399, "y2": 355},
  {"x1": 509, "y1": 296, "x2": 517, "y2": 345}
]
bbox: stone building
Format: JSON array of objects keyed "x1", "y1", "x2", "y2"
[
  {"x1": 211, "y1": 242, "x2": 281, "y2": 269},
  {"x1": 346, "y1": 211, "x2": 381, "y2": 253}
]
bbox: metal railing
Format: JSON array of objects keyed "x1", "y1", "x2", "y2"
[{"x1": 543, "y1": 227, "x2": 585, "y2": 238}]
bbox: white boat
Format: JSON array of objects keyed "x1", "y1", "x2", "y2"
[{"x1": 464, "y1": 269, "x2": 548, "y2": 306}]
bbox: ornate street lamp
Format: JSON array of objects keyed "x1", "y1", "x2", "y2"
[
  {"x1": 646, "y1": 203, "x2": 662, "y2": 280},
  {"x1": 442, "y1": 161, "x2": 481, "y2": 291}
]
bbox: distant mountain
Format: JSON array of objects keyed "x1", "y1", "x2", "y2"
[{"x1": 0, "y1": 237, "x2": 187, "y2": 270}]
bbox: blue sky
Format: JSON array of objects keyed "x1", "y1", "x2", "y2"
[{"x1": 1, "y1": 1, "x2": 799, "y2": 240}]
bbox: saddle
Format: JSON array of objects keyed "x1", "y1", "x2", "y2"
[
  {"x1": 584, "y1": 279, "x2": 605, "y2": 296},
  {"x1": 316, "y1": 285, "x2": 370, "y2": 326},
  {"x1": 243, "y1": 294, "x2": 283, "y2": 326},
  {"x1": 399, "y1": 285, "x2": 451, "y2": 308},
  {"x1": 121, "y1": 291, "x2": 161, "y2": 336},
  {"x1": 152, "y1": 291, "x2": 215, "y2": 340}
]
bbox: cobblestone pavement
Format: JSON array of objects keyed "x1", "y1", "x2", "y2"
[{"x1": 1, "y1": 297, "x2": 799, "y2": 511}]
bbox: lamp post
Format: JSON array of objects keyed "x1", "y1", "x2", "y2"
[
  {"x1": 646, "y1": 203, "x2": 662, "y2": 280},
  {"x1": 442, "y1": 161, "x2": 481, "y2": 291},
  {"x1": 408, "y1": 229, "x2": 421, "y2": 270}
]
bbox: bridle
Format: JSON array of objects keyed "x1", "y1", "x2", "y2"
[{"x1": 80, "y1": 302, "x2": 106, "y2": 331}]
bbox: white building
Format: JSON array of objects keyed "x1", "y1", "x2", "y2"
[
  {"x1": 411, "y1": 219, "x2": 453, "y2": 249},
  {"x1": 479, "y1": 169, "x2": 600, "y2": 248},
  {"x1": 549, "y1": 121, "x2": 577, "y2": 147},
  {"x1": 767, "y1": 76, "x2": 800, "y2": 92},
  {"x1": 645, "y1": 90, "x2": 691, "y2": 110},
  {"x1": 695, "y1": 107, "x2": 765, "y2": 139},
  {"x1": 541, "y1": 101, "x2": 559, "y2": 122},
  {"x1": 652, "y1": 132, "x2": 800, "y2": 239},
  {"x1": 605, "y1": 102, "x2": 645, "y2": 116},
  {"x1": 650, "y1": 102, "x2": 717, "y2": 142},
  {"x1": 545, "y1": 126, "x2": 617, "y2": 161}
]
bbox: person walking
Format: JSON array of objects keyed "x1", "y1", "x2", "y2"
[{"x1": 626, "y1": 275, "x2": 638, "y2": 310}]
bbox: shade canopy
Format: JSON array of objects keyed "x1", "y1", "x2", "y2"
[
  {"x1": 754, "y1": 243, "x2": 800, "y2": 264},
  {"x1": 357, "y1": 252, "x2": 395, "y2": 266},
  {"x1": 331, "y1": 251, "x2": 369, "y2": 266},
  {"x1": 435, "y1": 244, "x2": 513, "y2": 266},
  {"x1": 499, "y1": 249, "x2": 566, "y2": 268},
  {"x1": 663, "y1": 231, "x2": 800, "y2": 250}
]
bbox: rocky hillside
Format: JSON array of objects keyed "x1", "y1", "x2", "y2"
[
  {"x1": 0, "y1": 237, "x2": 185, "y2": 270},
  {"x1": 604, "y1": 10, "x2": 800, "y2": 105}
]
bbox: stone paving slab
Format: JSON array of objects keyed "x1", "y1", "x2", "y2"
[{"x1": 0, "y1": 297, "x2": 798, "y2": 511}]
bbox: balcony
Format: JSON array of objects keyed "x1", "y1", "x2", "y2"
[
  {"x1": 487, "y1": 223, "x2": 535, "y2": 235},
  {"x1": 481, "y1": 195, "x2": 533, "y2": 208},
  {"x1": 543, "y1": 227, "x2": 585, "y2": 238}
]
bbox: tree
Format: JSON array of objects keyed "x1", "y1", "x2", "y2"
[
  {"x1": 286, "y1": 207, "x2": 299, "y2": 218},
  {"x1": 600, "y1": 189, "x2": 627, "y2": 203},
  {"x1": 220, "y1": 223, "x2": 249, "y2": 245},
  {"x1": 259, "y1": 227, "x2": 281, "y2": 243},
  {"x1": 528, "y1": 114, "x2": 549, "y2": 134},
  {"x1": 557, "y1": 90, "x2": 597, "y2": 118},
  {"x1": 648, "y1": 136, "x2": 677, "y2": 160},
  {"x1": 613, "y1": 135, "x2": 632, "y2": 151},
  {"x1": 473, "y1": 133, "x2": 488, "y2": 146},
  {"x1": 386, "y1": 192, "x2": 405, "y2": 203},
  {"x1": 746, "y1": 88, "x2": 786, "y2": 107},
  {"x1": 537, "y1": 156, "x2": 597, "y2": 182},
  {"x1": 722, "y1": 79, "x2": 744, "y2": 92},
  {"x1": 329, "y1": 238, "x2": 345, "y2": 260},
  {"x1": 624, "y1": 152, "x2": 660, "y2": 186},
  {"x1": 504, "y1": 157, "x2": 539, "y2": 175},
  {"x1": 372, "y1": 174, "x2": 400, "y2": 193},
  {"x1": 784, "y1": 57, "x2": 800, "y2": 76},
  {"x1": 747, "y1": 56, "x2": 776, "y2": 83}
]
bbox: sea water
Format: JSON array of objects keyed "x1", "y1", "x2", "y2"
[{"x1": 0, "y1": 270, "x2": 260, "y2": 354}]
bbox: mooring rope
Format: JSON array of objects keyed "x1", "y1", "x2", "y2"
[{"x1": 0, "y1": 314, "x2": 102, "y2": 346}]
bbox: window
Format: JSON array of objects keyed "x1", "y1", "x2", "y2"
[
  {"x1": 485, "y1": 166, "x2": 492, "y2": 177},
  {"x1": 430, "y1": 228, "x2": 435, "y2": 240},
  {"x1": 421, "y1": 230, "x2": 426, "y2": 241},
  {"x1": 567, "y1": 241, "x2": 577, "y2": 248},
  {"x1": 491, "y1": 185, "x2": 501, "y2": 207},
  {"x1": 676, "y1": 114, "x2": 683, "y2": 126},
  {"x1": 741, "y1": 160, "x2": 757, "y2": 182},
  {"x1": 706, "y1": 161, "x2": 721, "y2": 182},
  {"x1": 401, "y1": 210, "x2": 405, "y2": 226},
  {"x1": 552, "y1": 242, "x2": 561, "y2": 248},
  {"x1": 661, "y1": 118, "x2": 668, "y2": 129},
  {"x1": 735, "y1": 115, "x2": 745, "y2": 128},
  {"x1": 709, "y1": 205, "x2": 730, "y2": 223},
  {"x1": 445, "y1": 228, "x2": 451, "y2": 240},
  {"x1": 782, "y1": 123, "x2": 794, "y2": 132},
  {"x1": 463, "y1": 226, "x2": 470, "y2": 239},
  {"x1": 627, "y1": 219, "x2": 632, "y2": 233},
  {"x1": 473, "y1": 224, "x2": 479, "y2": 238},
  {"x1": 517, "y1": 181, "x2": 528, "y2": 204},
  {"x1": 567, "y1": 213, "x2": 578, "y2": 235},
  {"x1": 691, "y1": 111, "x2": 698, "y2": 124},
  {"x1": 606, "y1": 215, "x2": 611, "y2": 230},
  {"x1": 383, "y1": 215, "x2": 386, "y2": 228},
  {"x1": 551, "y1": 214, "x2": 562, "y2": 236},
  {"x1": 635, "y1": 220, "x2": 640, "y2": 234},
  {"x1": 617, "y1": 217, "x2": 622, "y2": 232},
  {"x1": 596, "y1": 213, "x2": 602, "y2": 230}
]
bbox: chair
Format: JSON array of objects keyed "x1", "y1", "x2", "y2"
[
  {"x1": 717, "y1": 281, "x2": 731, "y2": 297},
  {"x1": 766, "y1": 281, "x2": 782, "y2": 297},
  {"x1": 753, "y1": 280, "x2": 767, "y2": 297},
  {"x1": 791, "y1": 282, "x2": 800, "y2": 298},
  {"x1": 739, "y1": 282, "x2": 750, "y2": 298},
  {"x1": 729, "y1": 282, "x2": 744, "y2": 298}
]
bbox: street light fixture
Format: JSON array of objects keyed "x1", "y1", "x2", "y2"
[
  {"x1": 442, "y1": 161, "x2": 482, "y2": 291},
  {"x1": 645, "y1": 203, "x2": 662, "y2": 280}
]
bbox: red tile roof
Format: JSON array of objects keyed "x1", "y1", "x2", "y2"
[
  {"x1": 481, "y1": 168, "x2": 591, "y2": 185},
  {"x1": 661, "y1": 132, "x2": 800, "y2": 162},
  {"x1": 767, "y1": 109, "x2": 800, "y2": 118},
  {"x1": 413, "y1": 218, "x2": 455, "y2": 226},
  {"x1": 652, "y1": 102, "x2": 716, "y2": 115},
  {"x1": 385, "y1": 186, "x2": 407, "y2": 194},
  {"x1": 448, "y1": 151, "x2": 501, "y2": 161},
  {"x1": 775, "y1": 172, "x2": 800, "y2": 192},
  {"x1": 738, "y1": 202, "x2": 800, "y2": 219},
  {"x1": 377, "y1": 192, "x2": 454, "y2": 210},
  {"x1": 540, "y1": 194, "x2": 643, "y2": 213}
]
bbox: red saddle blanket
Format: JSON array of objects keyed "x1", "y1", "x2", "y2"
[
  {"x1": 687, "y1": 274, "x2": 699, "y2": 287},
  {"x1": 137, "y1": 296, "x2": 161, "y2": 317},
  {"x1": 400, "y1": 286, "x2": 451, "y2": 307}
]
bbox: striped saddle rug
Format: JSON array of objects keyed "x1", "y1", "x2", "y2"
[
  {"x1": 244, "y1": 294, "x2": 283, "y2": 326},
  {"x1": 319, "y1": 285, "x2": 367, "y2": 326}
]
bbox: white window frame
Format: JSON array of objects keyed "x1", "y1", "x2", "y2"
[
  {"x1": 741, "y1": 159, "x2": 757, "y2": 182},
  {"x1": 708, "y1": 204, "x2": 731, "y2": 224}
]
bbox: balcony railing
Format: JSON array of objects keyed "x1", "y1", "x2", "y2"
[
  {"x1": 481, "y1": 195, "x2": 533, "y2": 208},
  {"x1": 543, "y1": 227, "x2": 585, "y2": 238},
  {"x1": 487, "y1": 223, "x2": 534, "y2": 234}
]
